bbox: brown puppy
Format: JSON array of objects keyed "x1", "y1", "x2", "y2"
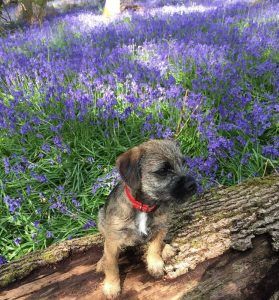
[{"x1": 97, "y1": 140, "x2": 197, "y2": 298}]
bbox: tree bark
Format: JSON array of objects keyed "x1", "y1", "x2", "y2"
[
  {"x1": 0, "y1": 174, "x2": 279, "y2": 299},
  {"x1": 103, "y1": 0, "x2": 143, "y2": 17},
  {"x1": 16, "y1": 0, "x2": 47, "y2": 24}
]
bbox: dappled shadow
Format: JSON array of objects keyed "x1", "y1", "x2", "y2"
[
  {"x1": 182, "y1": 235, "x2": 279, "y2": 300},
  {"x1": 2, "y1": 235, "x2": 278, "y2": 299},
  {"x1": 24, "y1": 269, "x2": 102, "y2": 300}
]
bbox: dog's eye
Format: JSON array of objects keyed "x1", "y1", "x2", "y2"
[{"x1": 154, "y1": 162, "x2": 173, "y2": 176}]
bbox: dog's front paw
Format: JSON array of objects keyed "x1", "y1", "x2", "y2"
[
  {"x1": 103, "y1": 280, "x2": 121, "y2": 299},
  {"x1": 162, "y1": 244, "x2": 178, "y2": 262},
  {"x1": 147, "y1": 256, "x2": 164, "y2": 278}
]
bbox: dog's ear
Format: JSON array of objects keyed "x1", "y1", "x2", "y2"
[{"x1": 116, "y1": 146, "x2": 144, "y2": 190}]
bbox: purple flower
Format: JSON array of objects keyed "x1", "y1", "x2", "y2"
[
  {"x1": 26, "y1": 184, "x2": 32, "y2": 195},
  {"x1": 50, "y1": 124, "x2": 62, "y2": 132},
  {"x1": 241, "y1": 153, "x2": 251, "y2": 165},
  {"x1": 262, "y1": 145, "x2": 279, "y2": 160},
  {"x1": 162, "y1": 128, "x2": 174, "y2": 139},
  {"x1": 35, "y1": 208, "x2": 42, "y2": 214},
  {"x1": 49, "y1": 199, "x2": 69, "y2": 215},
  {"x1": 92, "y1": 169, "x2": 120, "y2": 194},
  {"x1": 20, "y1": 123, "x2": 32, "y2": 135},
  {"x1": 227, "y1": 173, "x2": 233, "y2": 179},
  {"x1": 46, "y1": 231, "x2": 54, "y2": 238},
  {"x1": 14, "y1": 237, "x2": 22, "y2": 246},
  {"x1": 41, "y1": 143, "x2": 51, "y2": 153},
  {"x1": 3, "y1": 157, "x2": 10, "y2": 174},
  {"x1": 56, "y1": 155, "x2": 62, "y2": 164},
  {"x1": 0, "y1": 256, "x2": 7, "y2": 266},
  {"x1": 87, "y1": 157, "x2": 95, "y2": 164},
  {"x1": 33, "y1": 220, "x2": 40, "y2": 228},
  {"x1": 4, "y1": 196, "x2": 22, "y2": 213},
  {"x1": 31, "y1": 172, "x2": 48, "y2": 183},
  {"x1": 83, "y1": 220, "x2": 96, "y2": 230},
  {"x1": 57, "y1": 185, "x2": 64, "y2": 192},
  {"x1": 92, "y1": 182, "x2": 102, "y2": 194},
  {"x1": 53, "y1": 136, "x2": 63, "y2": 149},
  {"x1": 72, "y1": 198, "x2": 81, "y2": 207}
]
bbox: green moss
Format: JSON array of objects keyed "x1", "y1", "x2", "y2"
[
  {"x1": 42, "y1": 249, "x2": 69, "y2": 264},
  {"x1": 191, "y1": 239, "x2": 203, "y2": 248},
  {"x1": 193, "y1": 212, "x2": 204, "y2": 220},
  {"x1": 211, "y1": 211, "x2": 232, "y2": 222},
  {"x1": 240, "y1": 176, "x2": 278, "y2": 188},
  {"x1": 1, "y1": 274, "x2": 14, "y2": 287},
  {"x1": 0, "y1": 263, "x2": 33, "y2": 287},
  {"x1": 42, "y1": 251, "x2": 60, "y2": 264}
]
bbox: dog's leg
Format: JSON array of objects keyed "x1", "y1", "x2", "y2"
[
  {"x1": 96, "y1": 255, "x2": 104, "y2": 273},
  {"x1": 102, "y1": 239, "x2": 121, "y2": 299},
  {"x1": 146, "y1": 229, "x2": 167, "y2": 278},
  {"x1": 162, "y1": 244, "x2": 178, "y2": 262}
]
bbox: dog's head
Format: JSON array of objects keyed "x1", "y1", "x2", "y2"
[{"x1": 116, "y1": 139, "x2": 197, "y2": 205}]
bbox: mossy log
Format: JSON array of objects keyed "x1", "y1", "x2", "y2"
[{"x1": 1, "y1": 174, "x2": 279, "y2": 299}]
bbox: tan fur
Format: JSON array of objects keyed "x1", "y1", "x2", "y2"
[
  {"x1": 162, "y1": 244, "x2": 177, "y2": 262},
  {"x1": 102, "y1": 239, "x2": 121, "y2": 299},
  {"x1": 146, "y1": 229, "x2": 167, "y2": 278}
]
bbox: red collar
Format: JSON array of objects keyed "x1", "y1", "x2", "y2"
[{"x1": 124, "y1": 185, "x2": 157, "y2": 213}]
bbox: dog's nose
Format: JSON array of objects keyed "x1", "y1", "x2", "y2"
[{"x1": 184, "y1": 176, "x2": 197, "y2": 193}]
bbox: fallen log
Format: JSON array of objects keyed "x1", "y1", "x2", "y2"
[{"x1": 0, "y1": 174, "x2": 279, "y2": 299}]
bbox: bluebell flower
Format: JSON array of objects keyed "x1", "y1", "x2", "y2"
[
  {"x1": 4, "y1": 196, "x2": 22, "y2": 213},
  {"x1": 41, "y1": 143, "x2": 51, "y2": 153},
  {"x1": 35, "y1": 208, "x2": 42, "y2": 214},
  {"x1": 53, "y1": 136, "x2": 63, "y2": 149},
  {"x1": 56, "y1": 155, "x2": 62, "y2": 164},
  {"x1": 83, "y1": 220, "x2": 96, "y2": 230},
  {"x1": 34, "y1": 220, "x2": 40, "y2": 228},
  {"x1": 0, "y1": 256, "x2": 7, "y2": 266},
  {"x1": 46, "y1": 231, "x2": 54, "y2": 238},
  {"x1": 3, "y1": 157, "x2": 10, "y2": 174},
  {"x1": 14, "y1": 237, "x2": 22, "y2": 246},
  {"x1": 72, "y1": 198, "x2": 81, "y2": 207},
  {"x1": 31, "y1": 172, "x2": 48, "y2": 183}
]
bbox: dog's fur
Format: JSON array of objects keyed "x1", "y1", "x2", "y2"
[{"x1": 97, "y1": 140, "x2": 197, "y2": 298}]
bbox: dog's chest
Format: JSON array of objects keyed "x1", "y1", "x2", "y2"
[{"x1": 136, "y1": 212, "x2": 149, "y2": 236}]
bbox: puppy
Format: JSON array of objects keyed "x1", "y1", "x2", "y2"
[{"x1": 97, "y1": 140, "x2": 197, "y2": 298}]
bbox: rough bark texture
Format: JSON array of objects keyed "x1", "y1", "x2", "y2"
[
  {"x1": 0, "y1": 174, "x2": 279, "y2": 300},
  {"x1": 16, "y1": 0, "x2": 47, "y2": 24},
  {"x1": 0, "y1": 234, "x2": 103, "y2": 288}
]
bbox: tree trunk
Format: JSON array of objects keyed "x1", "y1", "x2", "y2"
[
  {"x1": 103, "y1": 0, "x2": 143, "y2": 17},
  {"x1": 1, "y1": 174, "x2": 279, "y2": 299},
  {"x1": 16, "y1": 0, "x2": 47, "y2": 24}
]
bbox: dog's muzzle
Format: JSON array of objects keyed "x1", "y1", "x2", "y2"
[
  {"x1": 171, "y1": 175, "x2": 197, "y2": 201},
  {"x1": 184, "y1": 175, "x2": 197, "y2": 194}
]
